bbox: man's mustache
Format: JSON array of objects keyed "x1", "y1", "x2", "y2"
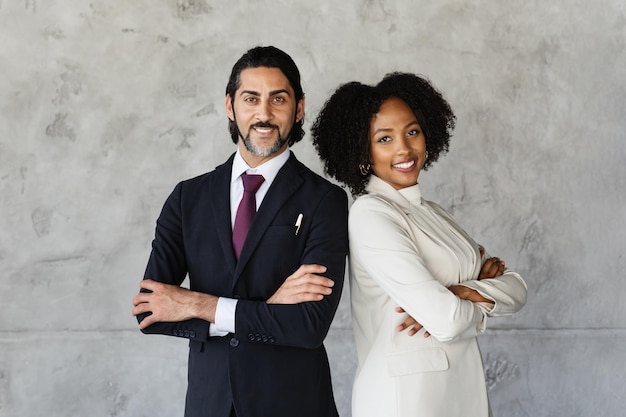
[{"x1": 251, "y1": 122, "x2": 279, "y2": 130}]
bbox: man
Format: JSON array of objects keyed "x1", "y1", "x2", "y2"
[{"x1": 132, "y1": 46, "x2": 348, "y2": 417}]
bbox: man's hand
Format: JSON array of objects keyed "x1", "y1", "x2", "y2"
[
  {"x1": 479, "y1": 257, "x2": 505, "y2": 280},
  {"x1": 132, "y1": 279, "x2": 218, "y2": 329},
  {"x1": 266, "y1": 264, "x2": 334, "y2": 304},
  {"x1": 395, "y1": 307, "x2": 430, "y2": 338}
]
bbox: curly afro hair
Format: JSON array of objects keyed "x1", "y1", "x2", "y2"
[
  {"x1": 312, "y1": 82, "x2": 382, "y2": 195},
  {"x1": 312, "y1": 73, "x2": 456, "y2": 196}
]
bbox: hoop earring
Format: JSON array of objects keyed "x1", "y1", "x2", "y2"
[{"x1": 359, "y1": 163, "x2": 371, "y2": 176}]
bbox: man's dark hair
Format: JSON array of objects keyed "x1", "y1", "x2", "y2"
[{"x1": 226, "y1": 46, "x2": 305, "y2": 146}]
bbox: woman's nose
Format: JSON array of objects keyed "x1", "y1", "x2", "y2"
[{"x1": 396, "y1": 137, "x2": 410, "y2": 153}]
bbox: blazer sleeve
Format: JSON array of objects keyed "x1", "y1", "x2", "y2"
[
  {"x1": 233, "y1": 186, "x2": 349, "y2": 349},
  {"x1": 457, "y1": 248, "x2": 528, "y2": 317},
  {"x1": 136, "y1": 182, "x2": 212, "y2": 341},
  {"x1": 349, "y1": 197, "x2": 486, "y2": 343},
  {"x1": 428, "y1": 202, "x2": 528, "y2": 317}
]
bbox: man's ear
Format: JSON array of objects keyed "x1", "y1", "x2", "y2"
[
  {"x1": 225, "y1": 95, "x2": 234, "y2": 121},
  {"x1": 295, "y1": 97, "x2": 305, "y2": 123}
]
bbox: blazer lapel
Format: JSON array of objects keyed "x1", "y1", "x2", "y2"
[
  {"x1": 233, "y1": 153, "x2": 303, "y2": 283},
  {"x1": 210, "y1": 154, "x2": 237, "y2": 276}
]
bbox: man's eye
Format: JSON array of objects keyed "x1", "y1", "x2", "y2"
[
  {"x1": 244, "y1": 97, "x2": 257, "y2": 103},
  {"x1": 273, "y1": 96, "x2": 286, "y2": 103}
]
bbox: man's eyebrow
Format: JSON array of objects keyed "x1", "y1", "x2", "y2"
[
  {"x1": 239, "y1": 89, "x2": 291, "y2": 97},
  {"x1": 239, "y1": 90, "x2": 260, "y2": 97},
  {"x1": 269, "y1": 89, "x2": 291, "y2": 96}
]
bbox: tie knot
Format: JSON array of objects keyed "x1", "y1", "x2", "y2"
[{"x1": 241, "y1": 173, "x2": 265, "y2": 194}]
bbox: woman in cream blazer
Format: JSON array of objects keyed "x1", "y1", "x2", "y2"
[{"x1": 312, "y1": 73, "x2": 527, "y2": 417}]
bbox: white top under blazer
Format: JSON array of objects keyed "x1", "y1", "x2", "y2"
[{"x1": 349, "y1": 175, "x2": 527, "y2": 417}]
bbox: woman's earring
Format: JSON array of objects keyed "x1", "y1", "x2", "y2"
[
  {"x1": 359, "y1": 163, "x2": 371, "y2": 176},
  {"x1": 425, "y1": 151, "x2": 429, "y2": 160}
]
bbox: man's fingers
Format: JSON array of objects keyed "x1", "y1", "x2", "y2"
[
  {"x1": 290, "y1": 264, "x2": 328, "y2": 281},
  {"x1": 139, "y1": 279, "x2": 154, "y2": 288},
  {"x1": 132, "y1": 292, "x2": 151, "y2": 307},
  {"x1": 137, "y1": 314, "x2": 155, "y2": 330},
  {"x1": 304, "y1": 283, "x2": 333, "y2": 295},
  {"x1": 139, "y1": 279, "x2": 162, "y2": 292},
  {"x1": 131, "y1": 300, "x2": 154, "y2": 316},
  {"x1": 295, "y1": 292, "x2": 325, "y2": 302},
  {"x1": 297, "y1": 264, "x2": 328, "y2": 274},
  {"x1": 289, "y1": 282, "x2": 333, "y2": 298},
  {"x1": 287, "y1": 274, "x2": 334, "y2": 289}
]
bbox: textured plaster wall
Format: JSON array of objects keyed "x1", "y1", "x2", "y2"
[{"x1": 1, "y1": 1, "x2": 624, "y2": 416}]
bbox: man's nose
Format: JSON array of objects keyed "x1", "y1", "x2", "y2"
[{"x1": 256, "y1": 100, "x2": 272, "y2": 121}]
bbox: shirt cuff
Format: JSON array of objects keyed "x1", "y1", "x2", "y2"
[{"x1": 212, "y1": 297, "x2": 237, "y2": 335}]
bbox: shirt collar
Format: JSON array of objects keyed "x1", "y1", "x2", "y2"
[
  {"x1": 365, "y1": 174, "x2": 423, "y2": 210},
  {"x1": 231, "y1": 147, "x2": 291, "y2": 185}
]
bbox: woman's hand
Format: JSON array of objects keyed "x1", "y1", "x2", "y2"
[
  {"x1": 479, "y1": 256, "x2": 505, "y2": 280},
  {"x1": 448, "y1": 285, "x2": 494, "y2": 304},
  {"x1": 395, "y1": 307, "x2": 430, "y2": 337}
]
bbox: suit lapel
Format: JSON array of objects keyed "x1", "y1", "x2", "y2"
[
  {"x1": 233, "y1": 153, "x2": 303, "y2": 283},
  {"x1": 210, "y1": 154, "x2": 237, "y2": 276}
]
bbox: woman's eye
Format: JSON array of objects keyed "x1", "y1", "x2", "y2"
[
  {"x1": 378, "y1": 136, "x2": 391, "y2": 143},
  {"x1": 408, "y1": 129, "x2": 420, "y2": 136}
]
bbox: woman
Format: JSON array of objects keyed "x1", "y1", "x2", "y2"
[{"x1": 311, "y1": 73, "x2": 527, "y2": 417}]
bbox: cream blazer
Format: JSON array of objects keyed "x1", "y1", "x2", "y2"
[{"x1": 349, "y1": 176, "x2": 527, "y2": 417}]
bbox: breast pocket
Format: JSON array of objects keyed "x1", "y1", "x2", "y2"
[{"x1": 259, "y1": 225, "x2": 302, "y2": 274}]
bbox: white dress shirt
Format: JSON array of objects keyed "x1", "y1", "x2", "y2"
[{"x1": 211, "y1": 147, "x2": 291, "y2": 336}]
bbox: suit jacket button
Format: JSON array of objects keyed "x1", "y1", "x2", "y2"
[
  {"x1": 229, "y1": 338, "x2": 239, "y2": 347},
  {"x1": 190, "y1": 331, "x2": 196, "y2": 338},
  {"x1": 248, "y1": 333, "x2": 255, "y2": 341},
  {"x1": 183, "y1": 330, "x2": 190, "y2": 338},
  {"x1": 262, "y1": 335, "x2": 268, "y2": 343}
]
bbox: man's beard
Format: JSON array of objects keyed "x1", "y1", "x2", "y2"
[{"x1": 240, "y1": 121, "x2": 291, "y2": 158}]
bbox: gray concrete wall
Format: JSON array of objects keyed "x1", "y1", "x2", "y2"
[{"x1": 1, "y1": 1, "x2": 624, "y2": 416}]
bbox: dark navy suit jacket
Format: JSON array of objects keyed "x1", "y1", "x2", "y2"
[{"x1": 139, "y1": 152, "x2": 349, "y2": 417}]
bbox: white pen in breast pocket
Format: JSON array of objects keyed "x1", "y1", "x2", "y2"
[{"x1": 294, "y1": 213, "x2": 303, "y2": 235}]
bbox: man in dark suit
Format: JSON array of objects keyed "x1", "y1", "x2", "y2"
[{"x1": 131, "y1": 46, "x2": 349, "y2": 417}]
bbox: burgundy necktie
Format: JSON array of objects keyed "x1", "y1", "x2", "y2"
[{"x1": 232, "y1": 173, "x2": 265, "y2": 259}]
